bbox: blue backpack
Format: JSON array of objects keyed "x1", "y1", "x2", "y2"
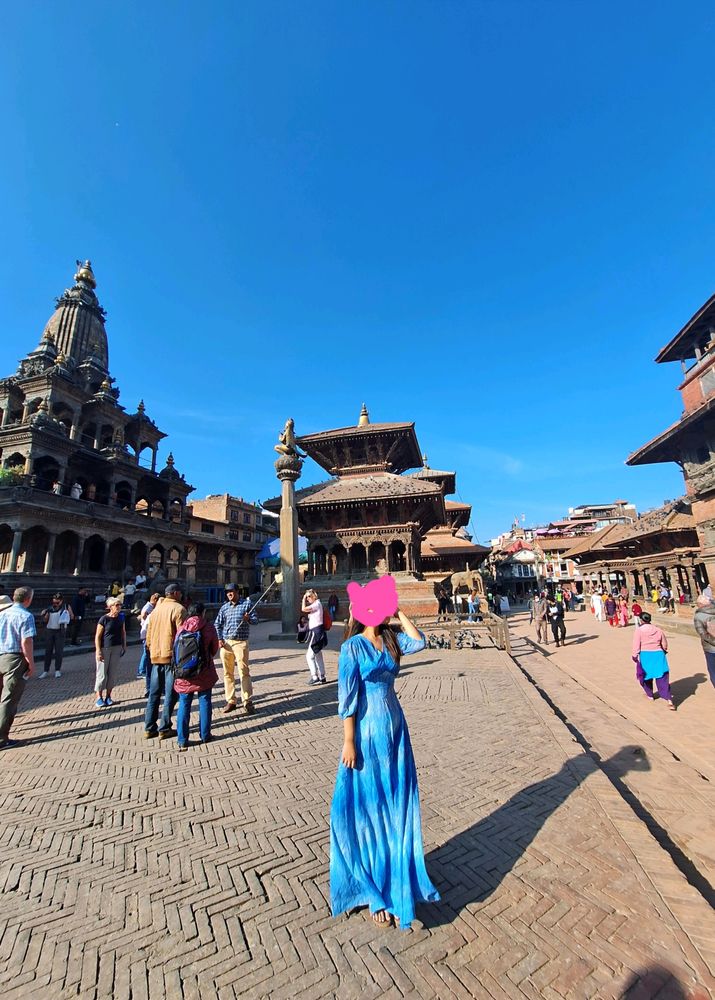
[{"x1": 172, "y1": 629, "x2": 205, "y2": 680}]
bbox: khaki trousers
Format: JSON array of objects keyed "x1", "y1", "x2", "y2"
[
  {"x1": 220, "y1": 640, "x2": 252, "y2": 705},
  {"x1": 535, "y1": 618, "x2": 550, "y2": 644}
]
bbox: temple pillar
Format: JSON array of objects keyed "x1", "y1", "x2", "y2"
[
  {"x1": 151, "y1": 448, "x2": 158, "y2": 473},
  {"x1": 271, "y1": 441, "x2": 303, "y2": 640},
  {"x1": 23, "y1": 454, "x2": 33, "y2": 475},
  {"x1": 43, "y1": 534, "x2": 57, "y2": 574},
  {"x1": 682, "y1": 564, "x2": 695, "y2": 600},
  {"x1": 8, "y1": 529, "x2": 23, "y2": 572},
  {"x1": 1, "y1": 406, "x2": 11, "y2": 427}
]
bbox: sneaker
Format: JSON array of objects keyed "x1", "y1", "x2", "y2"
[
  {"x1": 39, "y1": 672, "x2": 49, "y2": 679},
  {"x1": 320, "y1": 678, "x2": 327, "y2": 684},
  {"x1": 200, "y1": 735, "x2": 213, "y2": 744},
  {"x1": 158, "y1": 728, "x2": 176, "y2": 741},
  {"x1": 222, "y1": 702, "x2": 237, "y2": 714},
  {"x1": 54, "y1": 671, "x2": 62, "y2": 678},
  {"x1": 104, "y1": 697, "x2": 114, "y2": 707},
  {"x1": 144, "y1": 730, "x2": 159, "y2": 739},
  {"x1": 95, "y1": 698, "x2": 104, "y2": 708},
  {"x1": 178, "y1": 744, "x2": 189, "y2": 752},
  {"x1": 244, "y1": 701, "x2": 255, "y2": 715},
  {"x1": 307, "y1": 678, "x2": 317, "y2": 685}
]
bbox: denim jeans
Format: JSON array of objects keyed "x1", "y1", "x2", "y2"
[
  {"x1": 138, "y1": 643, "x2": 152, "y2": 695},
  {"x1": 176, "y1": 689, "x2": 213, "y2": 746},
  {"x1": 705, "y1": 650, "x2": 715, "y2": 689},
  {"x1": 144, "y1": 663, "x2": 177, "y2": 734}
]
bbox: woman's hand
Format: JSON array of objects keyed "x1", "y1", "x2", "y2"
[
  {"x1": 341, "y1": 740, "x2": 357, "y2": 768},
  {"x1": 96, "y1": 650, "x2": 104, "y2": 662}
]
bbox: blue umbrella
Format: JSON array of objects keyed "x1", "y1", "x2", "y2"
[{"x1": 258, "y1": 535, "x2": 308, "y2": 566}]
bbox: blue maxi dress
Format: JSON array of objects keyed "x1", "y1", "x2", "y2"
[{"x1": 329, "y1": 631, "x2": 440, "y2": 929}]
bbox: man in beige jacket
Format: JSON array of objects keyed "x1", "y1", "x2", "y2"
[{"x1": 144, "y1": 583, "x2": 186, "y2": 740}]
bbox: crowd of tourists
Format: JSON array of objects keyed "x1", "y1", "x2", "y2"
[
  {"x1": 0, "y1": 579, "x2": 443, "y2": 932},
  {"x1": 529, "y1": 580, "x2": 715, "y2": 712}
]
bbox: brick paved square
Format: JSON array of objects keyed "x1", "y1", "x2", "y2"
[{"x1": 0, "y1": 625, "x2": 713, "y2": 999}]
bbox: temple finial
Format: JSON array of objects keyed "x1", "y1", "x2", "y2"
[
  {"x1": 422, "y1": 452, "x2": 429, "y2": 468},
  {"x1": 358, "y1": 402, "x2": 370, "y2": 427},
  {"x1": 74, "y1": 259, "x2": 96, "y2": 289}
]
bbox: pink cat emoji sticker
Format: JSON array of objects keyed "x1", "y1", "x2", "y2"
[{"x1": 347, "y1": 575, "x2": 399, "y2": 626}]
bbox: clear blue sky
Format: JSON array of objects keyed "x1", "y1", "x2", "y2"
[{"x1": 1, "y1": 1, "x2": 712, "y2": 541}]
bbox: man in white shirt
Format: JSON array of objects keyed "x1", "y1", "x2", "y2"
[{"x1": 40, "y1": 593, "x2": 74, "y2": 678}]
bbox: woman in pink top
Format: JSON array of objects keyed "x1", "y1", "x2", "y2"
[{"x1": 631, "y1": 612, "x2": 675, "y2": 710}]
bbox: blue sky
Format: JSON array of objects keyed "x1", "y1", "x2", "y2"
[{"x1": 1, "y1": 1, "x2": 712, "y2": 542}]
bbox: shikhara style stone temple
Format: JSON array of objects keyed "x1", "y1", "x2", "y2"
[
  {"x1": 0, "y1": 261, "x2": 250, "y2": 592},
  {"x1": 266, "y1": 405, "x2": 485, "y2": 595}
]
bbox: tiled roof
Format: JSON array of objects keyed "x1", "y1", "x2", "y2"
[
  {"x1": 409, "y1": 467, "x2": 455, "y2": 479},
  {"x1": 421, "y1": 535, "x2": 489, "y2": 558},
  {"x1": 299, "y1": 422, "x2": 414, "y2": 442},
  {"x1": 602, "y1": 498, "x2": 695, "y2": 546},
  {"x1": 293, "y1": 473, "x2": 443, "y2": 506},
  {"x1": 564, "y1": 522, "x2": 633, "y2": 558},
  {"x1": 445, "y1": 500, "x2": 470, "y2": 511}
]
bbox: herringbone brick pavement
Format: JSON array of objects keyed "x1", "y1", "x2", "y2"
[{"x1": 1, "y1": 624, "x2": 714, "y2": 999}]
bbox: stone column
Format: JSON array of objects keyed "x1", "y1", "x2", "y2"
[
  {"x1": 682, "y1": 564, "x2": 696, "y2": 600},
  {"x1": 272, "y1": 448, "x2": 303, "y2": 639},
  {"x1": 8, "y1": 529, "x2": 23, "y2": 573},
  {"x1": 43, "y1": 534, "x2": 56, "y2": 575}
]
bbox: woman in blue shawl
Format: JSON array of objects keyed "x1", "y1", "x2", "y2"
[{"x1": 329, "y1": 608, "x2": 440, "y2": 929}]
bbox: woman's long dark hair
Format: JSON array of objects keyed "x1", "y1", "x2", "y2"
[{"x1": 343, "y1": 617, "x2": 402, "y2": 665}]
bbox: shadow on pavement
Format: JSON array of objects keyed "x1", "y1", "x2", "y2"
[
  {"x1": 669, "y1": 672, "x2": 708, "y2": 705},
  {"x1": 562, "y1": 633, "x2": 598, "y2": 646},
  {"x1": 420, "y1": 747, "x2": 651, "y2": 929},
  {"x1": 618, "y1": 963, "x2": 709, "y2": 998}
]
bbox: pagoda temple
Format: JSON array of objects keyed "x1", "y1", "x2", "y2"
[
  {"x1": 266, "y1": 405, "x2": 484, "y2": 589},
  {"x1": 409, "y1": 456, "x2": 489, "y2": 577}
]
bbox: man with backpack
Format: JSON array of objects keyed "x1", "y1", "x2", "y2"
[
  {"x1": 143, "y1": 583, "x2": 186, "y2": 740},
  {"x1": 173, "y1": 603, "x2": 219, "y2": 750}
]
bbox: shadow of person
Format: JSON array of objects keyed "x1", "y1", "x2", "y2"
[
  {"x1": 618, "y1": 963, "x2": 708, "y2": 998},
  {"x1": 669, "y1": 673, "x2": 707, "y2": 705},
  {"x1": 419, "y1": 746, "x2": 651, "y2": 929}
]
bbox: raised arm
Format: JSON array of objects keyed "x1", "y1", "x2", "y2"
[{"x1": 396, "y1": 609, "x2": 421, "y2": 640}]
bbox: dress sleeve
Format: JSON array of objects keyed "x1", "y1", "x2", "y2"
[
  {"x1": 396, "y1": 630, "x2": 426, "y2": 656},
  {"x1": 337, "y1": 640, "x2": 361, "y2": 718}
]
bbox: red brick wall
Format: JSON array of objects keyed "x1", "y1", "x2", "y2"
[{"x1": 680, "y1": 376, "x2": 704, "y2": 414}]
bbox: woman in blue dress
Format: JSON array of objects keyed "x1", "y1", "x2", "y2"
[{"x1": 330, "y1": 608, "x2": 440, "y2": 929}]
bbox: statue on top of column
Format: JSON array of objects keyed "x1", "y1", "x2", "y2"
[{"x1": 274, "y1": 418, "x2": 306, "y2": 459}]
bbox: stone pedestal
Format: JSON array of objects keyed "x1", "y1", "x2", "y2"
[{"x1": 270, "y1": 452, "x2": 302, "y2": 642}]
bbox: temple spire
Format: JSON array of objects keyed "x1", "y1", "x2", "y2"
[
  {"x1": 37, "y1": 259, "x2": 108, "y2": 372},
  {"x1": 358, "y1": 403, "x2": 370, "y2": 427}
]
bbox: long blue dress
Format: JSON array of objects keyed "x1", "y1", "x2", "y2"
[{"x1": 329, "y1": 631, "x2": 440, "y2": 929}]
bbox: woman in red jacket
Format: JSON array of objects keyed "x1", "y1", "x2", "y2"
[{"x1": 174, "y1": 603, "x2": 219, "y2": 750}]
